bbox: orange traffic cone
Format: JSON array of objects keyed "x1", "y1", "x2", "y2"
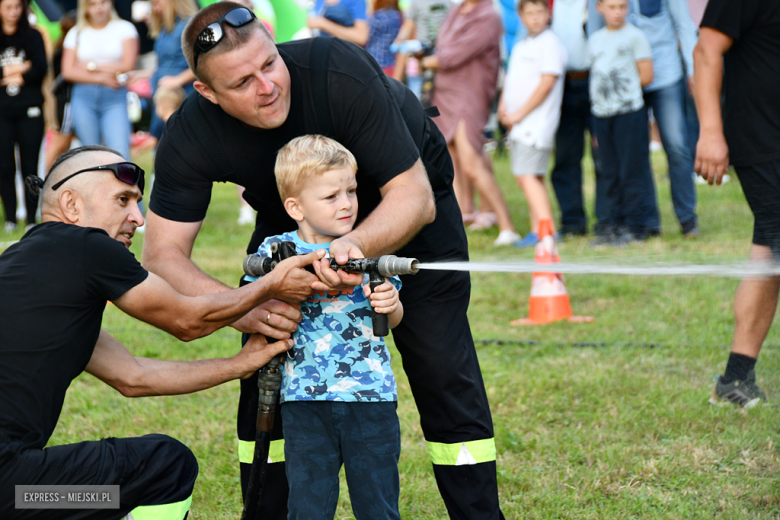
[{"x1": 511, "y1": 219, "x2": 593, "y2": 326}]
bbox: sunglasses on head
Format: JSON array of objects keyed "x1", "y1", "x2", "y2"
[
  {"x1": 51, "y1": 162, "x2": 145, "y2": 194},
  {"x1": 193, "y1": 7, "x2": 257, "y2": 70}
]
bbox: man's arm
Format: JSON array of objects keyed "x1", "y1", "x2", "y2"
[
  {"x1": 692, "y1": 27, "x2": 733, "y2": 184},
  {"x1": 667, "y1": 0, "x2": 698, "y2": 81},
  {"x1": 330, "y1": 158, "x2": 435, "y2": 263},
  {"x1": 114, "y1": 250, "x2": 323, "y2": 342},
  {"x1": 86, "y1": 329, "x2": 291, "y2": 397},
  {"x1": 309, "y1": 18, "x2": 370, "y2": 46},
  {"x1": 142, "y1": 210, "x2": 304, "y2": 337}
]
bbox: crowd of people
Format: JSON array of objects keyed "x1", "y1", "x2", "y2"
[
  {"x1": 1, "y1": 0, "x2": 709, "y2": 244},
  {"x1": 1, "y1": 0, "x2": 778, "y2": 518}
]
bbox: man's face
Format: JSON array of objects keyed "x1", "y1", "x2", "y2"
[
  {"x1": 77, "y1": 153, "x2": 145, "y2": 248},
  {"x1": 290, "y1": 167, "x2": 358, "y2": 244},
  {"x1": 195, "y1": 28, "x2": 292, "y2": 130}
]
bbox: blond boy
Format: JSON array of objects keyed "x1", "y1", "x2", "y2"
[{"x1": 255, "y1": 135, "x2": 404, "y2": 520}]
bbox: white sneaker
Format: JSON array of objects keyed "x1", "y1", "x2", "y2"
[
  {"x1": 237, "y1": 205, "x2": 256, "y2": 226},
  {"x1": 4, "y1": 221, "x2": 17, "y2": 233},
  {"x1": 493, "y1": 230, "x2": 521, "y2": 246}
]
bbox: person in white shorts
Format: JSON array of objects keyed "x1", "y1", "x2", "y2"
[{"x1": 498, "y1": 0, "x2": 567, "y2": 247}]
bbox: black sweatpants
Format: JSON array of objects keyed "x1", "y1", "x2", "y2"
[
  {"x1": 0, "y1": 104, "x2": 44, "y2": 225},
  {"x1": 0, "y1": 434, "x2": 198, "y2": 520}
]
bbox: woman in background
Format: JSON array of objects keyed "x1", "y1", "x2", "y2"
[
  {"x1": 422, "y1": 0, "x2": 519, "y2": 246},
  {"x1": 61, "y1": 0, "x2": 138, "y2": 159},
  {"x1": 366, "y1": 0, "x2": 402, "y2": 76},
  {"x1": 0, "y1": 0, "x2": 47, "y2": 232}
]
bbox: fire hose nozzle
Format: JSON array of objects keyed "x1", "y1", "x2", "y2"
[{"x1": 377, "y1": 255, "x2": 420, "y2": 276}]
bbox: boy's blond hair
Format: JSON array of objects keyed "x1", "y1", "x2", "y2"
[
  {"x1": 153, "y1": 86, "x2": 186, "y2": 112},
  {"x1": 275, "y1": 135, "x2": 358, "y2": 201}
]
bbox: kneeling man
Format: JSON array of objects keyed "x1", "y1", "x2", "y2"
[{"x1": 0, "y1": 145, "x2": 323, "y2": 520}]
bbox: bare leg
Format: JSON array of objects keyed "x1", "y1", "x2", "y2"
[
  {"x1": 448, "y1": 141, "x2": 476, "y2": 220},
  {"x1": 516, "y1": 175, "x2": 555, "y2": 235},
  {"x1": 44, "y1": 131, "x2": 73, "y2": 175},
  {"x1": 731, "y1": 244, "x2": 780, "y2": 359},
  {"x1": 453, "y1": 121, "x2": 515, "y2": 232}
]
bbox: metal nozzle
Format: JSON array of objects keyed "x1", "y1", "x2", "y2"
[
  {"x1": 377, "y1": 255, "x2": 420, "y2": 276},
  {"x1": 243, "y1": 255, "x2": 275, "y2": 277}
]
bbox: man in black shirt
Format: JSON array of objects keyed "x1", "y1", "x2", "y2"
[
  {"x1": 0, "y1": 146, "x2": 323, "y2": 520},
  {"x1": 694, "y1": 0, "x2": 780, "y2": 407},
  {"x1": 144, "y1": 3, "x2": 504, "y2": 519}
]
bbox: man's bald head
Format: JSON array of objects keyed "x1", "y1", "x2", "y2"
[
  {"x1": 39, "y1": 145, "x2": 145, "y2": 247},
  {"x1": 41, "y1": 146, "x2": 125, "y2": 211}
]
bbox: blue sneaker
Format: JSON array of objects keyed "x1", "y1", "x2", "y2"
[{"x1": 513, "y1": 232, "x2": 538, "y2": 248}]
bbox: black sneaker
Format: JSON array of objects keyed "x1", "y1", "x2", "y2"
[
  {"x1": 681, "y1": 220, "x2": 700, "y2": 239},
  {"x1": 710, "y1": 370, "x2": 766, "y2": 408},
  {"x1": 589, "y1": 228, "x2": 639, "y2": 247}
]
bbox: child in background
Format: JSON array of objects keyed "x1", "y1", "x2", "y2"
[
  {"x1": 256, "y1": 135, "x2": 404, "y2": 520},
  {"x1": 588, "y1": 0, "x2": 657, "y2": 246},
  {"x1": 498, "y1": 0, "x2": 567, "y2": 247},
  {"x1": 131, "y1": 84, "x2": 185, "y2": 155}
]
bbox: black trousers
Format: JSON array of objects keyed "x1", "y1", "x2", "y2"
[
  {"x1": 0, "y1": 434, "x2": 198, "y2": 520},
  {"x1": 238, "y1": 146, "x2": 504, "y2": 519},
  {"x1": 0, "y1": 104, "x2": 44, "y2": 225}
]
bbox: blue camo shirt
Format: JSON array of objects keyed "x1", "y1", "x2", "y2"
[{"x1": 255, "y1": 232, "x2": 400, "y2": 403}]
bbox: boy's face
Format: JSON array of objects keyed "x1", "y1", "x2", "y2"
[
  {"x1": 597, "y1": 0, "x2": 628, "y2": 28},
  {"x1": 285, "y1": 167, "x2": 358, "y2": 243},
  {"x1": 519, "y1": 2, "x2": 549, "y2": 35}
]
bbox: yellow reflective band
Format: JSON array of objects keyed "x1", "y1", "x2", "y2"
[
  {"x1": 127, "y1": 495, "x2": 192, "y2": 520},
  {"x1": 238, "y1": 439, "x2": 286, "y2": 464},
  {"x1": 426, "y1": 438, "x2": 497, "y2": 466}
]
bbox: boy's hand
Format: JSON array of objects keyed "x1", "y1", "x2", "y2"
[{"x1": 363, "y1": 279, "x2": 399, "y2": 315}]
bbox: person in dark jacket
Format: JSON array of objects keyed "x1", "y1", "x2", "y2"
[{"x1": 0, "y1": 0, "x2": 46, "y2": 232}]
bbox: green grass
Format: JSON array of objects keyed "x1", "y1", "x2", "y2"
[{"x1": 4, "y1": 148, "x2": 779, "y2": 519}]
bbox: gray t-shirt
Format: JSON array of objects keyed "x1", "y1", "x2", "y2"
[
  {"x1": 405, "y1": 0, "x2": 452, "y2": 47},
  {"x1": 588, "y1": 23, "x2": 652, "y2": 118}
]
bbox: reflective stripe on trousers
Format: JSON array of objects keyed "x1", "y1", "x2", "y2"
[
  {"x1": 123, "y1": 495, "x2": 192, "y2": 520},
  {"x1": 238, "y1": 439, "x2": 286, "y2": 464},
  {"x1": 426, "y1": 438, "x2": 497, "y2": 466}
]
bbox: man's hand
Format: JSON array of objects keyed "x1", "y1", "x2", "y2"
[
  {"x1": 232, "y1": 299, "x2": 303, "y2": 338},
  {"x1": 695, "y1": 130, "x2": 730, "y2": 185},
  {"x1": 234, "y1": 334, "x2": 293, "y2": 379},
  {"x1": 310, "y1": 238, "x2": 364, "y2": 292},
  {"x1": 265, "y1": 250, "x2": 324, "y2": 303}
]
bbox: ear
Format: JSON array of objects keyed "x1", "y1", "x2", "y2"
[
  {"x1": 59, "y1": 189, "x2": 81, "y2": 224},
  {"x1": 194, "y1": 80, "x2": 218, "y2": 105},
  {"x1": 284, "y1": 197, "x2": 304, "y2": 222}
]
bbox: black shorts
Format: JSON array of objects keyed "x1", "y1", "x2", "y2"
[
  {"x1": 736, "y1": 160, "x2": 780, "y2": 256},
  {"x1": 0, "y1": 434, "x2": 198, "y2": 520}
]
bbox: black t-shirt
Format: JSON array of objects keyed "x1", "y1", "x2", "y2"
[
  {"x1": 151, "y1": 38, "x2": 464, "y2": 262},
  {"x1": 0, "y1": 27, "x2": 47, "y2": 109},
  {"x1": 701, "y1": 0, "x2": 780, "y2": 167},
  {"x1": 0, "y1": 222, "x2": 148, "y2": 450}
]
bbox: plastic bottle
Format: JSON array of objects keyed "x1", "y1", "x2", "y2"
[{"x1": 390, "y1": 40, "x2": 425, "y2": 54}]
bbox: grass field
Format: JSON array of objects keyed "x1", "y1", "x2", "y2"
[{"x1": 4, "y1": 148, "x2": 779, "y2": 519}]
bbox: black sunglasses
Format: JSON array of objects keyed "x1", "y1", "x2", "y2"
[
  {"x1": 193, "y1": 7, "x2": 257, "y2": 70},
  {"x1": 51, "y1": 162, "x2": 145, "y2": 194}
]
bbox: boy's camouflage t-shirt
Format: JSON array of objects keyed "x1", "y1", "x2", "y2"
[{"x1": 256, "y1": 232, "x2": 400, "y2": 403}]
